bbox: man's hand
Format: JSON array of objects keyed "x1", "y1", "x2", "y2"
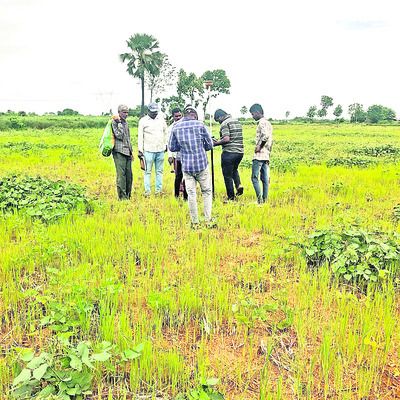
[
  {"x1": 255, "y1": 145, "x2": 262, "y2": 153},
  {"x1": 138, "y1": 151, "x2": 143, "y2": 157},
  {"x1": 168, "y1": 157, "x2": 173, "y2": 165}
]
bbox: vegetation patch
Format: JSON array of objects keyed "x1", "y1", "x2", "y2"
[
  {"x1": 0, "y1": 174, "x2": 95, "y2": 222},
  {"x1": 326, "y1": 156, "x2": 379, "y2": 168},
  {"x1": 300, "y1": 225, "x2": 400, "y2": 286},
  {"x1": 349, "y1": 144, "x2": 400, "y2": 157}
]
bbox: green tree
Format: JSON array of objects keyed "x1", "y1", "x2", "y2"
[
  {"x1": 333, "y1": 104, "x2": 343, "y2": 122},
  {"x1": 285, "y1": 111, "x2": 290, "y2": 120},
  {"x1": 57, "y1": 108, "x2": 80, "y2": 116},
  {"x1": 307, "y1": 105, "x2": 317, "y2": 122},
  {"x1": 201, "y1": 69, "x2": 231, "y2": 118},
  {"x1": 240, "y1": 106, "x2": 248, "y2": 118},
  {"x1": 320, "y1": 95, "x2": 333, "y2": 110},
  {"x1": 160, "y1": 95, "x2": 185, "y2": 115},
  {"x1": 145, "y1": 55, "x2": 176, "y2": 103},
  {"x1": 367, "y1": 104, "x2": 396, "y2": 123},
  {"x1": 176, "y1": 69, "x2": 204, "y2": 109},
  {"x1": 382, "y1": 106, "x2": 396, "y2": 121},
  {"x1": 120, "y1": 33, "x2": 165, "y2": 116},
  {"x1": 348, "y1": 103, "x2": 366, "y2": 123},
  {"x1": 317, "y1": 108, "x2": 327, "y2": 119}
]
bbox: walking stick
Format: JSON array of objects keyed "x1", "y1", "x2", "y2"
[
  {"x1": 205, "y1": 80, "x2": 214, "y2": 198},
  {"x1": 211, "y1": 147, "x2": 215, "y2": 199}
]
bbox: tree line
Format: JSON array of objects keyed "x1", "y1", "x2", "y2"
[{"x1": 305, "y1": 95, "x2": 396, "y2": 123}]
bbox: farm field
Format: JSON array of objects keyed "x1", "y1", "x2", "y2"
[{"x1": 1, "y1": 122, "x2": 400, "y2": 399}]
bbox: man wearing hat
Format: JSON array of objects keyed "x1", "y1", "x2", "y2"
[
  {"x1": 138, "y1": 103, "x2": 168, "y2": 195},
  {"x1": 169, "y1": 105, "x2": 215, "y2": 229},
  {"x1": 213, "y1": 109, "x2": 244, "y2": 200},
  {"x1": 111, "y1": 104, "x2": 133, "y2": 200}
]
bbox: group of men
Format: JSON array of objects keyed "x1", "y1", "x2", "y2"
[{"x1": 110, "y1": 102, "x2": 273, "y2": 228}]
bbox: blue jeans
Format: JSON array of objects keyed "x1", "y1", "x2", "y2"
[
  {"x1": 251, "y1": 159, "x2": 269, "y2": 203},
  {"x1": 143, "y1": 150, "x2": 165, "y2": 194}
]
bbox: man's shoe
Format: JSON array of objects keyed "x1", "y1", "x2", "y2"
[
  {"x1": 204, "y1": 219, "x2": 217, "y2": 229},
  {"x1": 191, "y1": 222, "x2": 200, "y2": 230},
  {"x1": 236, "y1": 187, "x2": 244, "y2": 196}
]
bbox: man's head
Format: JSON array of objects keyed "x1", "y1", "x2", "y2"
[
  {"x1": 118, "y1": 104, "x2": 129, "y2": 120},
  {"x1": 249, "y1": 103, "x2": 264, "y2": 121},
  {"x1": 183, "y1": 105, "x2": 198, "y2": 119},
  {"x1": 147, "y1": 102, "x2": 159, "y2": 119},
  {"x1": 214, "y1": 109, "x2": 227, "y2": 124},
  {"x1": 171, "y1": 107, "x2": 182, "y2": 122}
]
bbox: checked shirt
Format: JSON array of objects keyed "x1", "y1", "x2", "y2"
[{"x1": 169, "y1": 116, "x2": 213, "y2": 174}]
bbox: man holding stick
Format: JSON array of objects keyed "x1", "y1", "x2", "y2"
[{"x1": 168, "y1": 105, "x2": 215, "y2": 229}]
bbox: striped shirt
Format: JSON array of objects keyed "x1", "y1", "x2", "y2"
[
  {"x1": 219, "y1": 115, "x2": 244, "y2": 154},
  {"x1": 169, "y1": 117, "x2": 213, "y2": 174}
]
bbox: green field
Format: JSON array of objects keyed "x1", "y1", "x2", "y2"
[{"x1": 1, "y1": 122, "x2": 400, "y2": 399}]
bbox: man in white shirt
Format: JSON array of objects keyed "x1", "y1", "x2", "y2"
[{"x1": 138, "y1": 103, "x2": 168, "y2": 195}]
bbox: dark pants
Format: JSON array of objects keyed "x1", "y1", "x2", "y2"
[
  {"x1": 113, "y1": 152, "x2": 132, "y2": 200},
  {"x1": 174, "y1": 159, "x2": 187, "y2": 199},
  {"x1": 221, "y1": 152, "x2": 243, "y2": 200}
]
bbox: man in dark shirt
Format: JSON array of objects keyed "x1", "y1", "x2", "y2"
[
  {"x1": 111, "y1": 104, "x2": 133, "y2": 200},
  {"x1": 213, "y1": 109, "x2": 244, "y2": 200}
]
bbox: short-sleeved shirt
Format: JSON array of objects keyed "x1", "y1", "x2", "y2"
[
  {"x1": 219, "y1": 115, "x2": 244, "y2": 154},
  {"x1": 253, "y1": 117, "x2": 273, "y2": 161}
]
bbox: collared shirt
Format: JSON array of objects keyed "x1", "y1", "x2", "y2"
[
  {"x1": 111, "y1": 119, "x2": 132, "y2": 156},
  {"x1": 219, "y1": 114, "x2": 244, "y2": 154},
  {"x1": 169, "y1": 116, "x2": 213, "y2": 174},
  {"x1": 253, "y1": 117, "x2": 273, "y2": 161},
  {"x1": 138, "y1": 113, "x2": 168, "y2": 153}
]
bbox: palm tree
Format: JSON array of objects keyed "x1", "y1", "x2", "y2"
[{"x1": 120, "y1": 33, "x2": 164, "y2": 116}]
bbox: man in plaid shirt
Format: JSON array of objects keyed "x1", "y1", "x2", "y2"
[
  {"x1": 169, "y1": 105, "x2": 216, "y2": 229},
  {"x1": 111, "y1": 104, "x2": 133, "y2": 200}
]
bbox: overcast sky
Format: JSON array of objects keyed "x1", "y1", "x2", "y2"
[{"x1": 1, "y1": 0, "x2": 399, "y2": 119}]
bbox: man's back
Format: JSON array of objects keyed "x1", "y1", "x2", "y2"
[{"x1": 170, "y1": 117, "x2": 212, "y2": 174}]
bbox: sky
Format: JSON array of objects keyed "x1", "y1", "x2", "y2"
[{"x1": 1, "y1": 0, "x2": 399, "y2": 119}]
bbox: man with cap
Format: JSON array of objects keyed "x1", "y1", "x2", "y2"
[
  {"x1": 111, "y1": 104, "x2": 133, "y2": 200},
  {"x1": 138, "y1": 102, "x2": 168, "y2": 195},
  {"x1": 169, "y1": 105, "x2": 215, "y2": 229},
  {"x1": 213, "y1": 109, "x2": 244, "y2": 201},
  {"x1": 249, "y1": 103, "x2": 273, "y2": 204}
]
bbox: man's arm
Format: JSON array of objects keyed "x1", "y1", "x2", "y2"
[
  {"x1": 137, "y1": 119, "x2": 144, "y2": 155},
  {"x1": 111, "y1": 120, "x2": 125, "y2": 140},
  {"x1": 202, "y1": 125, "x2": 213, "y2": 151},
  {"x1": 213, "y1": 136, "x2": 230, "y2": 146},
  {"x1": 168, "y1": 129, "x2": 180, "y2": 153}
]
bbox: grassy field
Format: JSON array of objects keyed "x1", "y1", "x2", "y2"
[{"x1": 0, "y1": 122, "x2": 400, "y2": 399}]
